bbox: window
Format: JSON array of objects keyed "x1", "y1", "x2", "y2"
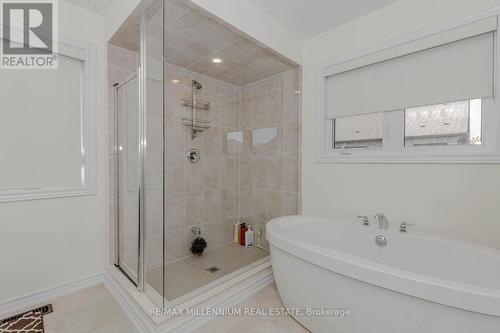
[
  {"x1": 320, "y1": 16, "x2": 500, "y2": 163},
  {"x1": 0, "y1": 39, "x2": 96, "y2": 201},
  {"x1": 404, "y1": 100, "x2": 482, "y2": 147},
  {"x1": 334, "y1": 113, "x2": 383, "y2": 149},
  {"x1": 331, "y1": 99, "x2": 484, "y2": 152}
]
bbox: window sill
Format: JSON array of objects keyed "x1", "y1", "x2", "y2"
[
  {"x1": 0, "y1": 186, "x2": 96, "y2": 203},
  {"x1": 317, "y1": 149, "x2": 500, "y2": 164}
]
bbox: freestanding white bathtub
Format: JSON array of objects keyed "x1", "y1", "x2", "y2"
[{"x1": 267, "y1": 216, "x2": 500, "y2": 333}]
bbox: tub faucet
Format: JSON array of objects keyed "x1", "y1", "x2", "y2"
[
  {"x1": 374, "y1": 213, "x2": 389, "y2": 230},
  {"x1": 399, "y1": 221, "x2": 415, "y2": 233},
  {"x1": 357, "y1": 216, "x2": 369, "y2": 226}
]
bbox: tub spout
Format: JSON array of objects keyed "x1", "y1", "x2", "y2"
[{"x1": 374, "y1": 213, "x2": 389, "y2": 230}]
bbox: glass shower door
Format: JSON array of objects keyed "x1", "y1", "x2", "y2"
[{"x1": 116, "y1": 76, "x2": 139, "y2": 285}]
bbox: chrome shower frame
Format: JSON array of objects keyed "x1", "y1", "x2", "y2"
[
  {"x1": 137, "y1": 14, "x2": 146, "y2": 292},
  {"x1": 113, "y1": 74, "x2": 139, "y2": 287},
  {"x1": 114, "y1": 7, "x2": 164, "y2": 299}
]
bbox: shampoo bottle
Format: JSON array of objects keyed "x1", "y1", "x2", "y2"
[
  {"x1": 234, "y1": 222, "x2": 240, "y2": 243},
  {"x1": 245, "y1": 226, "x2": 254, "y2": 247},
  {"x1": 239, "y1": 223, "x2": 247, "y2": 246}
]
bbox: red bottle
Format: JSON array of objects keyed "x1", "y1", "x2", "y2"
[{"x1": 240, "y1": 223, "x2": 247, "y2": 246}]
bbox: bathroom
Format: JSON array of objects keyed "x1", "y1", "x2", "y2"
[{"x1": 0, "y1": 0, "x2": 499, "y2": 333}]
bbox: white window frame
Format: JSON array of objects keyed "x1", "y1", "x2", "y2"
[
  {"x1": 318, "y1": 11, "x2": 500, "y2": 164},
  {"x1": 0, "y1": 36, "x2": 97, "y2": 202}
]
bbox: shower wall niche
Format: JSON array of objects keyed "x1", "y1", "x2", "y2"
[{"x1": 108, "y1": 0, "x2": 301, "y2": 304}]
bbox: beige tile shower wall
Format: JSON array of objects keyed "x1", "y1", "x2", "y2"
[
  {"x1": 165, "y1": 63, "x2": 240, "y2": 263},
  {"x1": 109, "y1": 54, "x2": 301, "y2": 266},
  {"x1": 107, "y1": 44, "x2": 139, "y2": 269},
  {"x1": 239, "y1": 69, "x2": 301, "y2": 249}
]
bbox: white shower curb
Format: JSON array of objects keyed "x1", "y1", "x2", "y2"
[{"x1": 104, "y1": 261, "x2": 274, "y2": 333}]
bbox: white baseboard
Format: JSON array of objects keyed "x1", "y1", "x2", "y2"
[
  {"x1": 0, "y1": 266, "x2": 275, "y2": 333},
  {"x1": 0, "y1": 273, "x2": 105, "y2": 318}
]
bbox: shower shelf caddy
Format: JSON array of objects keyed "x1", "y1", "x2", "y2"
[
  {"x1": 181, "y1": 118, "x2": 211, "y2": 131},
  {"x1": 181, "y1": 97, "x2": 210, "y2": 110},
  {"x1": 182, "y1": 85, "x2": 211, "y2": 138}
]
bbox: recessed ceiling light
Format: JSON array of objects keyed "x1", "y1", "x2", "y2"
[
  {"x1": 172, "y1": 79, "x2": 180, "y2": 84},
  {"x1": 212, "y1": 58, "x2": 222, "y2": 64}
]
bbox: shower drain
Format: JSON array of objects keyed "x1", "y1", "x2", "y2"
[{"x1": 206, "y1": 266, "x2": 220, "y2": 273}]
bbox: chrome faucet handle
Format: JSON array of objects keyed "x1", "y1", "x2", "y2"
[
  {"x1": 357, "y1": 216, "x2": 369, "y2": 226},
  {"x1": 399, "y1": 221, "x2": 415, "y2": 233}
]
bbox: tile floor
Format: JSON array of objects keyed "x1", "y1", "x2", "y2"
[
  {"x1": 32, "y1": 282, "x2": 308, "y2": 333},
  {"x1": 191, "y1": 283, "x2": 310, "y2": 333},
  {"x1": 43, "y1": 284, "x2": 136, "y2": 333},
  {"x1": 147, "y1": 243, "x2": 269, "y2": 300}
]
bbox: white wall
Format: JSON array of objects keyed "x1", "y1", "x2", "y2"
[
  {"x1": 189, "y1": 0, "x2": 302, "y2": 64},
  {"x1": 104, "y1": 0, "x2": 141, "y2": 42},
  {"x1": 302, "y1": 0, "x2": 500, "y2": 249},
  {"x1": 0, "y1": 2, "x2": 107, "y2": 300}
]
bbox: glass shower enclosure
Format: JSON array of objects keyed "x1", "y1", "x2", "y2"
[
  {"x1": 112, "y1": 0, "x2": 300, "y2": 308},
  {"x1": 114, "y1": 0, "x2": 165, "y2": 306}
]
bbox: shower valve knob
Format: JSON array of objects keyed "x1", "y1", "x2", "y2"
[{"x1": 187, "y1": 149, "x2": 201, "y2": 163}]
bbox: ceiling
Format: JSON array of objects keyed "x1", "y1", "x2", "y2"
[
  {"x1": 67, "y1": 0, "x2": 399, "y2": 39},
  {"x1": 63, "y1": 0, "x2": 113, "y2": 15},
  {"x1": 110, "y1": 0, "x2": 297, "y2": 86},
  {"x1": 248, "y1": 0, "x2": 400, "y2": 39}
]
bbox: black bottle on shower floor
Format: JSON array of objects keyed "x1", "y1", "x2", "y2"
[{"x1": 190, "y1": 237, "x2": 207, "y2": 256}]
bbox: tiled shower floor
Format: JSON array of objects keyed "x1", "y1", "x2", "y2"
[{"x1": 147, "y1": 243, "x2": 269, "y2": 300}]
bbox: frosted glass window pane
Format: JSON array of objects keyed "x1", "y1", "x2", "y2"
[
  {"x1": 334, "y1": 113, "x2": 383, "y2": 149},
  {"x1": 404, "y1": 100, "x2": 482, "y2": 147}
]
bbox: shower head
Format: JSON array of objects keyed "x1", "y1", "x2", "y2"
[{"x1": 192, "y1": 80, "x2": 202, "y2": 90}]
